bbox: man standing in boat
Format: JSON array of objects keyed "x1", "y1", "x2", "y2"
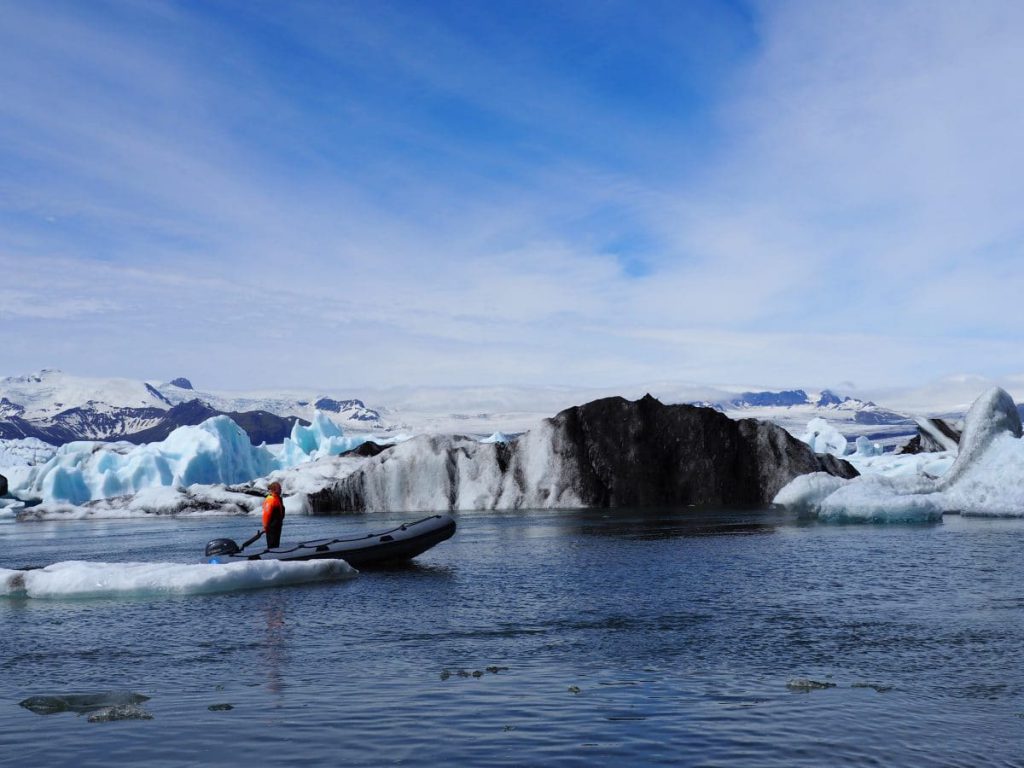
[{"x1": 262, "y1": 481, "x2": 285, "y2": 549}]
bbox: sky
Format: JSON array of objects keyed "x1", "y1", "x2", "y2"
[{"x1": 2, "y1": 0, "x2": 1024, "y2": 394}]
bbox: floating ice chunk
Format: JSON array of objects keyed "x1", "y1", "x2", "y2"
[
  {"x1": 479, "y1": 432, "x2": 514, "y2": 444},
  {"x1": 814, "y1": 475, "x2": 943, "y2": 523},
  {"x1": 280, "y1": 412, "x2": 350, "y2": 464},
  {"x1": 939, "y1": 387, "x2": 1022, "y2": 489},
  {"x1": 14, "y1": 485, "x2": 261, "y2": 522},
  {"x1": 775, "y1": 388, "x2": 1024, "y2": 522},
  {"x1": 0, "y1": 559, "x2": 356, "y2": 599},
  {"x1": 87, "y1": 704, "x2": 154, "y2": 722},
  {"x1": 786, "y1": 679, "x2": 837, "y2": 692},
  {"x1": 0, "y1": 498, "x2": 24, "y2": 519},
  {"x1": 843, "y1": 449, "x2": 955, "y2": 480},
  {"x1": 772, "y1": 472, "x2": 850, "y2": 513},
  {"x1": 853, "y1": 436, "x2": 882, "y2": 457},
  {"x1": 800, "y1": 418, "x2": 848, "y2": 456},
  {"x1": 943, "y1": 432, "x2": 1024, "y2": 516}
]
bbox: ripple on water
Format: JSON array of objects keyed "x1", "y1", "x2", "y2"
[{"x1": 2, "y1": 510, "x2": 1024, "y2": 766}]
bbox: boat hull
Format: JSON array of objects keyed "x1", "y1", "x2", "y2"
[{"x1": 207, "y1": 514, "x2": 456, "y2": 567}]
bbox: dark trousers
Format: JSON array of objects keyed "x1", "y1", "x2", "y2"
[{"x1": 266, "y1": 521, "x2": 283, "y2": 549}]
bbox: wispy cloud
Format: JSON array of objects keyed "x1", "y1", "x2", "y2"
[{"x1": 1, "y1": 0, "x2": 1022, "y2": 394}]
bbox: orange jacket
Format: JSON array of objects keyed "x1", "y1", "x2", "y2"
[{"x1": 262, "y1": 492, "x2": 284, "y2": 530}]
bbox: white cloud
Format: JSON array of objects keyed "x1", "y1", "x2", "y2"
[{"x1": 3, "y1": 1, "x2": 1024, "y2": 393}]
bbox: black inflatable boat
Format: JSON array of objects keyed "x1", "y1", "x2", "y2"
[{"x1": 204, "y1": 514, "x2": 456, "y2": 567}]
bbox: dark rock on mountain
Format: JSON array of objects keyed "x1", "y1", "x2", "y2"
[
  {"x1": 853, "y1": 409, "x2": 915, "y2": 426},
  {"x1": 228, "y1": 410, "x2": 309, "y2": 446},
  {"x1": 896, "y1": 418, "x2": 962, "y2": 455},
  {"x1": 0, "y1": 398, "x2": 25, "y2": 418},
  {"x1": 816, "y1": 389, "x2": 847, "y2": 407},
  {"x1": 313, "y1": 397, "x2": 382, "y2": 422},
  {"x1": 341, "y1": 441, "x2": 390, "y2": 458},
  {"x1": 308, "y1": 394, "x2": 858, "y2": 514},
  {"x1": 169, "y1": 377, "x2": 194, "y2": 390},
  {"x1": 0, "y1": 416, "x2": 84, "y2": 444},
  {"x1": 730, "y1": 390, "x2": 809, "y2": 408},
  {"x1": 0, "y1": 473, "x2": 7, "y2": 497},
  {"x1": 0, "y1": 404, "x2": 169, "y2": 444},
  {"x1": 145, "y1": 384, "x2": 173, "y2": 406},
  {"x1": 117, "y1": 399, "x2": 307, "y2": 446},
  {"x1": 113, "y1": 400, "x2": 218, "y2": 443},
  {"x1": 50, "y1": 404, "x2": 166, "y2": 440}
]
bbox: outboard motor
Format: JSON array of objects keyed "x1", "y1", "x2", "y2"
[{"x1": 205, "y1": 538, "x2": 240, "y2": 562}]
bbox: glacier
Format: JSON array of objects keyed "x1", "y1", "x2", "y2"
[{"x1": 775, "y1": 387, "x2": 1024, "y2": 522}]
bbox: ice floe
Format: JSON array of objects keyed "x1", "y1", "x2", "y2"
[
  {"x1": 775, "y1": 387, "x2": 1024, "y2": 522},
  {"x1": 0, "y1": 558, "x2": 356, "y2": 599}
]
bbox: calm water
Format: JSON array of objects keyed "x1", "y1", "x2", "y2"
[{"x1": 2, "y1": 509, "x2": 1023, "y2": 767}]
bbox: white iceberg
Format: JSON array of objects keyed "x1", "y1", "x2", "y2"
[
  {"x1": 853, "y1": 436, "x2": 882, "y2": 457},
  {"x1": 774, "y1": 387, "x2": 1024, "y2": 522},
  {"x1": 800, "y1": 417, "x2": 848, "y2": 456},
  {"x1": 0, "y1": 558, "x2": 356, "y2": 599}
]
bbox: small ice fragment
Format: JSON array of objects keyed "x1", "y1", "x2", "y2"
[
  {"x1": 86, "y1": 704, "x2": 154, "y2": 722},
  {"x1": 786, "y1": 678, "x2": 837, "y2": 692}
]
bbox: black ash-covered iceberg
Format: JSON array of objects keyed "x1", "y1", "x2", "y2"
[{"x1": 307, "y1": 394, "x2": 858, "y2": 514}]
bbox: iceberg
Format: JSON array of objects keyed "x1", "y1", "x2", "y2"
[
  {"x1": 800, "y1": 418, "x2": 848, "y2": 456},
  {"x1": 774, "y1": 387, "x2": 1024, "y2": 522},
  {"x1": 8, "y1": 411, "x2": 398, "y2": 508},
  {"x1": 853, "y1": 436, "x2": 882, "y2": 457},
  {"x1": 307, "y1": 395, "x2": 858, "y2": 514},
  {"x1": 0, "y1": 558, "x2": 356, "y2": 599}
]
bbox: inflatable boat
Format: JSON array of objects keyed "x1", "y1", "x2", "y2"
[{"x1": 204, "y1": 514, "x2": 456, "y2": 567}]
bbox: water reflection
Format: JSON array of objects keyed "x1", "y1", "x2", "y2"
[
  {"x1": 262, "y1": 594, "x2": 287, "y2": 699},
  {"x1": 544, "y1": 507, "x2": 785, "y2": 540}
]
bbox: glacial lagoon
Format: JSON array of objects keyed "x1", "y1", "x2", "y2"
[{"x1": 2, "y1": 509, "x2": 1022, "y2": 766}]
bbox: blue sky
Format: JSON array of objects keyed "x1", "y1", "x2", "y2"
[{"x1": 3, "y1": 0, "x2": 1024, "y2": 393}]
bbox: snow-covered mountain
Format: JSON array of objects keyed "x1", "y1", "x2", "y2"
[
  {"x1": 0, "y1": 369, "x2": 171, "y2": 420},
  {"x1": 0, "y1": 369, "x2": 1003, "y2": 451},
  {"x1": 664, "y1": 388, "x2": 914, "y2": 452},
  {"x1": 155, "y1": 380, "x2": 385, "y2": 430},
  {"x1": 0, "y1": 370, "x2": 387, "y2": 444},
  {"x1": 0, "y1": 370, "x2": 171, "y2": 442}
]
